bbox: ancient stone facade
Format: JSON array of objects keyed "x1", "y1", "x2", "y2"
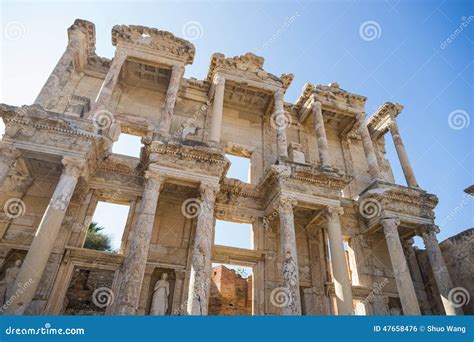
[
  {"x1": 209, "y1": 265, "x2": 252, "y2": 315},
  {"x1": 0, "y1": 19, "x2": 470, "y2": 316}
]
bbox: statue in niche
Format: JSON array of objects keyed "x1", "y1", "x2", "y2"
[
  {"x1": 150, "y1": 273, "x2": 170, "y2": 315},
  {"x1": 0, "y1": 259, "x2": 22, "y2": 305}
]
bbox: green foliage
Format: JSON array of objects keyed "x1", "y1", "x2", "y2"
[{"x1": 84, "y1": 222, "x2": 114, "y2": 252}]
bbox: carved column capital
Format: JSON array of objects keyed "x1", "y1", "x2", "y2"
[
  {"x1": 380, "y1": 216, "x2": 400, "y2": 229},
  {"x1": 325, "y1": 206, "x2": 344, "y2": 220},
  {"x1": 213, "y1": 74, "x2": 225, "y2": 86},
  {"x1": 311, "y1": 100, "x2": 322, "y2": 112},
  {"x1": 144, "y1": 171, "x2": 166, "y2": 188},
  {"x1": 277, "y1": 195, "x2": 297, "y2": 212},
  {"x1": 418, "y1": 224, "x2": 439, "y2": 241},
  {"x1": 61, "y1": 157, "x2": 87, "y2": 178},
  {"x1": 199, "y1": 182, "x2": 220, "y2": 195}
]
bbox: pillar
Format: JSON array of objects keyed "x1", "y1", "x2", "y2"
[
  {"x1": 388, "y1": 119, "x2": 418, "y2": 187},
  {"x1": 274, "y1": 88, "x2": 289, "y2": 159},
  {"x1": 312, "y1": 101, "x2": 331, "y2": 169},
  {"x1": 114, "y1": 172, "x2": 165, "y2": 315},
  {"x1": 34, "y1": 22, "x2": 89, "y2": 109},
  {"x1": 277, "y1": 197, "x2": 301, "y2": 315},
  {"x1": 356, "y1": 112, "x2": 381, "y2": 180},
  {"x1": 326, "y1": 207, "x2": 353, "y2": 315},
  {"x1": 187, "y1": 182, "x2": 219, "y2": 315},
  {"x1": 380, "y1": 217, "x2": 420, "y2": 315},
  {"x1": 209, "y1": 75, "x2": 225, "y2": 143},
  {"x1": 0, "y1": 144, "x2": 21, "y2": 186},
  {"x1": 420, "y1": 225, "x2": 463, "y2": 315},
  {"x1": 90, "y1": 50, "x2": 127, "y2": 116},
  {"x1": 158, "y1": 65, "x2": 185, "y2": 134},
  {"x1": 4, "y1": 157, "x2": 85, "y2": 315}
]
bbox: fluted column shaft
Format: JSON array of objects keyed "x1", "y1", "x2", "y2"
[
  {"x1": 209, "y1": 75, "x2": 225, "y2": 143},
  {"x1": 389, "y1": 119, "x2": 418, "y2": 187},
  {"x1": 312, "y1": 101, "x2": 331, "y2": 168},
  {"x1": 420, "y1": 225, "x2": 463, "y2": 315},
  {"x1": 187, "y1": 183, "x2": 218, "y2": 315},
  {"x1": 158, "y1": 65, "x2": 185, "y2": 133},
  {"x1": 356, "y1": 113, "x2": 381, "y2": 180},
  {"x1": 115, "y1": 173, "x2": 164, "y2": 315},
  {"x1": 5, "y1": 157, "x2": 85, "y2": 315},
  {"x1": 381, "y1": 217, "x2": 420, "y2": 315},
  {"x1": 278, "y1": 197, "x2": 301, "y2": 315},
  {"x1": 274, "y1": 88, "x2": 289, "y2": 159},
  {"x1": 326, "y1": 207, "x2": 353, "y2": 315}
]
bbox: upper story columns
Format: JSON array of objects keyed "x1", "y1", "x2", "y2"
[
  {"x1": 209, "y1": 74, "x2": 226, "y2": 143},
  {"x1": 273, "y1": 88, "x2": 289, "y2": 159},
  {"x1": 357, "y1": 112, "x2": 382, "y2": 181},
  {"x1": 311, "y1": 101, "x2": 331, "y2": 169}
]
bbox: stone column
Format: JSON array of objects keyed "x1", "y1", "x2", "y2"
[
  {"x1": 356, "y1": 112, "x2": 381, "y2": 180},
  {"x1": 312, "y1": 101, "x2": 331, "y2": 169},
  {"x1": 277, "y1": 196, "x2": 301, "y2": 315},
  {"x1": 273, "y1": 88, "x2": 289, "y2": 159},
  {"x1": 158, "y1": 65, "x2": 185, "y2": 134},
  {"x1": 90, "y1": 50, "x2": 127, "y2": 116},
  {"x1": 187, "y1": 182, "x2": 219, "y2": 315},
  {"x1": 34, "y1": 23, "x2": 89, "y2": 109},
  {"x1": 420, "y1": 225, "x2": 463, "y2": 315},
  {"x1": 380, "y1": 217, "x2": 420, "y2": 315},
  {"x1": 114, "y1": 172, "x2": 165, "y2": 315},
  {"x1": 0, "y1": 144, "x2": 21, "y2": 186},
  {"x1": 388, "y1": 119, "x2": 418, "y2": 187},
  {"x1": 4, "y1": 157, "x2": 85, "y2": 315},
  {"x1": 325, "y1": 207, "x2": 353, "y2": 315},
  {"x1": 209, "y1": 75, "x2": 225, "y2": 143}
]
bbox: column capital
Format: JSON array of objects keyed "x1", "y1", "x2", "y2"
[
  {"x1": 311, "y1": 100, "x2": 322, "y2": 111},
  {"x1": 144, "y1": 171, "x2": 166, "y2": 185},
  {"x1": 380, "y1": 216, "x2": 400, "y2": 228},
  {"x1": 213, "y1": 74, "x2": 225, "y2": 86},
  {"x1": 61, "y1": 157, "x2": 86, "y2": 178},
  {"x1": 171, "y1": 64, "x2": 185, "y2": 74},
  {"x1": 199, "y1": 181, "x2": 220, "y2": 195},
  {"x1": 356, "y1": 111, "x2": 366, "y2": 122},
  {"x1": 418, "y1": 224, "x2": 439, "y2": 240},
  {"x1": 278, "y1": 195, "x2": 297, "y2": 212},
  {"x1": 0, "y1": 144, "x2": 21, "y2": 160},
  {"x1": 325, "y1": 206, "x2": 344, "y2": 220},
  {"x1": 274, "y1": 87, "x2": 285, "y2": 101}
]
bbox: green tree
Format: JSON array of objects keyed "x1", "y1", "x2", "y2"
[{"x1": 84, "y1": 222, "x2": 113, "y2": 252}]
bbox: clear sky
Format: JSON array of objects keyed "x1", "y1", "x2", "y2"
[{"x1": 1, "y1": 0, "x2": 472, "y2": 249}]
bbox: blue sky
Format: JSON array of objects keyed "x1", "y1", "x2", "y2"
[{"x1": 1, "y1": 0, "x2": 472, "y2": 249}]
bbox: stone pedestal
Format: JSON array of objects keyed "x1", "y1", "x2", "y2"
[
  {"x1": 90, "y1": 51, "x2": 127, "y2": 115},
  {"x1": 277, "y1": 197, "x2": 301, "y2": 315},
  {"x1": 4, "y1": 157, "x2": 85, "y2": 315},
  {"x1": 420, "y1": 225, "x2": 463, "y2": 315},
  {"x1": 312, "y1": 101, "x2": 331, "y2": 169},
  {"x1": 381, "y1": 217, "x2": 420, "y2": 315},
  {"x1": 274, "y1": 89, "x2": 289, "y2": 159},
  {"x1": 187, "y1": 183, "x2": 219, "y2": 315},
  {"x1": 389, "y1": 119, "x2": 418, "y2": 187},
  {"x1": 209, "y1": 75, "x2": 225, "y2": 143},
  {"x1": 356, "y1": 112, "x2": 381, "y2": 180},
  {"x1": 114, "y1": 173, "x2": 165, "y2": 315},
  {"x1": 158, "y1": 65, "x2": 185, "y2": 133},
  {"x1": 0, "y1": 144, "x2": 21, "y2": 186},
  {"x1": 326, "y1": 207, "x2": 353, "y2": 315}
]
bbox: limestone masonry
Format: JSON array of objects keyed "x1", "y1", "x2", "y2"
[{"x1": 0, "y1": 19, "x2": 471, "y2": 315}]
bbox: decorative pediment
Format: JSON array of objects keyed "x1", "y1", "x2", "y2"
[
  {"x1": 111, "y1": 24, "x2": 195, "y2": 65},
  {"x1": 206, "y1": 52, "x2": 293, "y2": 89}
]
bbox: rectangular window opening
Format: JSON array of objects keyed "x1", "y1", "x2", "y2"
[
  {"x1": 84, "y1": 201, "x2": 130, "y2": 254},
  {"x1": 214, "y1": 220, "x2": 253, "y2": 250},
  {"x1": 209, "y1": 263, "x2": 253, "y2": 316},
  {"x1": 112, "y1": 133, "x2": 142, "y2": 158},
  {"x1": 225, "y1": 154, "x2": 251, "y2": 183}
]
